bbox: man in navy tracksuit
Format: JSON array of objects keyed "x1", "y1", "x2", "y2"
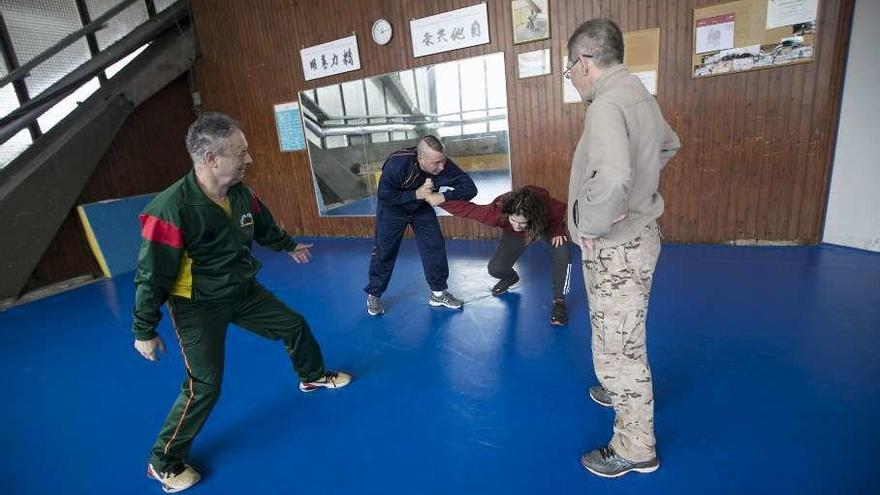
[{"x1": 364, "y1": 135, "x2": 477, "y2": 315}]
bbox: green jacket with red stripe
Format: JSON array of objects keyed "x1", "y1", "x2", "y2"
[{"x1": 132, "y1": 170, "x2": 298, "y2": 341}]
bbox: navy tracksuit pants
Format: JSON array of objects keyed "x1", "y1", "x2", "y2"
[{"x1": 365, "y1": 202, "x2": 448, "y2": 296}]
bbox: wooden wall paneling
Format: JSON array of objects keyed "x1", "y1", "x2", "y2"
[
  {"x1": 785, "y1": 62, "x2": 809, "y2": 241},
  {"x1": 796, "y1": 1, "x2": 829, "y2": 243},
  {"x1": 736, "y1": 71, "x2": 756, "y2": 240},
  {"x1": 186, "y1": 0, "x2": 853, "y2": 245},
  {"x1": 726, "y1": 67, "x2": 748, "y2": 241},
  {"x1": 782, "y1": 63, "x2": 805, "y2": 241},
  {"x1": 712, "y1": 69, "x2": 730, "y2": 241},
  {"x1": 750, "y1": 67, "x2": 770, "y2": 240},
  {"x1": 667, "y1": 0, "x2": 687, "y2": 240},
  {"x1": 766, "y1": 67, "x2": 786, "y2": 241},
  {"x1": 696, "y1": 74, "x2": 714, "y2": 242},
  {"x1": 656, "y1": 0, "x2": 678, "y2": 238}
]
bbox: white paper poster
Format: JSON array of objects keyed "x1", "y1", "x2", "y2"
[
  {"x1": 410, "y1": 3, "x2": 490, "y2": 58},
  {"x1": 766, "y1": 0, "x2": 818, "y2": 29},
  {"x1": 562, "y1": 56, "x2": 581, "y2": 103},
  {"x1": 633, "y1": 71, "x2": 657, "y2": 96},
  {"x1": 695, "y1": 14, "x2": 735, "y2": 54},
  {"x1": 300, "y1": 35, "x2": 361, "y2": 82},
  {"x1": 517, "y1": 49, "x2": 551, "y2": 79}
]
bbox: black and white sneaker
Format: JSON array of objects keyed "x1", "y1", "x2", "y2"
[
  {"x1": 550, "y1": 299, "x2": 567, "y2": 325},
  {"x1": 580, "y1": 445, "x2": 659, "y2": 478},
  {"x1": 491, "y1": 272, "x2": 521, "y2": 296},
  {"x1": 429, "y1": 290, "x2": 463, "y2": 309},
  {"x1": 588, "y1": 385, "x2": 612, "y2": 408}
]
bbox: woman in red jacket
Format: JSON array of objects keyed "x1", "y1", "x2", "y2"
[{"x1": 441, "y1": 186, "x2": 571, "y2": 325}]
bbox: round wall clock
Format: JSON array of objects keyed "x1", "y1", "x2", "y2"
[{"x1": 371, "y1": 19, "x2": 393, "y2": 46}]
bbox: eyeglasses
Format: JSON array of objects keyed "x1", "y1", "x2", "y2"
[{"x1": 563, "y1": 54, "x2": 593, "y2": 79}]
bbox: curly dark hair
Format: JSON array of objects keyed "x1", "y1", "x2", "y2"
[{"x1": 501, "y1": 188, "x2": 549, "y2": 244}]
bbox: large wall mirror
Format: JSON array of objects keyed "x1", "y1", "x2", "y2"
[{"x1": 299, "y1": 52, "x2": 512, "y2": 216}]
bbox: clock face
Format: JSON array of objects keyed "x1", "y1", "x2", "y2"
[{"x1": 371, "y1": 19, "x2": 392, "y2": 46}]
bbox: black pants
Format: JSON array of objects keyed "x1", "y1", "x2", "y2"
[
  {"x1": 488, "y1": 230, "x2": 572, "y2": 299},
  {"x1": 365, "y1": 202, "x2": 448, "y2": 296}
]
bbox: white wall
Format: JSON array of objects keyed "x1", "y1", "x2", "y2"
[{"x1": 823, "y1": 0, "x2": 880, "y2": 252}]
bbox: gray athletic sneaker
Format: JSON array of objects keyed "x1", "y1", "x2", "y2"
[
  {"x1": 366, "y1": 294, "x2": 384, "y2": 316},
  {"x1": 589, "y1": 385, "x2": 612, "y2": 407},
  {"x1": 580, "y1": 445, "x2": 659, "y2": 478},
  {"x1": 429, "y1": 290, "x2": 463, "y2": 309}
]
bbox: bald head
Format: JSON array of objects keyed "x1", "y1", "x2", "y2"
[{"x1": 417, "y1": 135, "x2": 444, "y2": 154}]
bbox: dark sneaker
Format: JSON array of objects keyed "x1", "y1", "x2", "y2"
[
  {"x1": 299, "y1": 371, "x2": 352, "y2": 392},
  {"x1": 366, "y1": 294, "x2": 384, "y2": 316},
  {"x1": 589, "y1": 385, "x2": 612, "y2": 407},
  {"x1": 550, "y1": 299, "x2": 567, "y2": 325},
  {"x1": 580, "y1": 445, "x2": 659, "y2": 478},
  {"x1": 147, "y1": 462, "x2": 201, "y2": 493},
  {"x1": 491, "y1": 272, "x2": 520, "y2": 296},
  {"x1": 429, "y1": 290, "x2": 463, "y2": 309}
]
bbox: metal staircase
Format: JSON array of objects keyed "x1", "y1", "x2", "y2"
[{"x1": 0, "y1": 0, "x2": 196, "y2": 302}]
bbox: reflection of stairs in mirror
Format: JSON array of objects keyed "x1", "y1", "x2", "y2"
[
  {"x1": 445, "y1": 134, "x2": 502, "y2": 155},
  {"x1": 307, "y1": 144, "x2": 367, "y2": 208}
]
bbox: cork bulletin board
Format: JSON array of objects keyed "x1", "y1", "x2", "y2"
[
  {"x1": 624, "y1": 27, "x2": 660, "y2": 75},
  {"x1": 624, "y1": 27, "x2": 660, "y2": 95},
  {"x1": 692, "y1": 0, "x2": 818, "y2": 78}
]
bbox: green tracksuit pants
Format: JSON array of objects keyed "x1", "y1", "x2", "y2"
[{"x1": 149, "y1": 283, "x2": 325, "y2": 472}]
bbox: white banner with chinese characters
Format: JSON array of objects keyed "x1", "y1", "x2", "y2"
[
  {"x1": 410, "y1": 3, "x2": 490, "y2": 58},
  {"x1": 300, "y1": 35, "x2": 361, "y2": 81}
]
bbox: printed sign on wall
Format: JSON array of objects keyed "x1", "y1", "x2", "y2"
[
  {"x1": 695, "y1": 14, "x2": 735, "y2": 54},
  {"x1": 410, "y1": 3, "x2": 490, "y2": 58},
  {"x1": 300, "y1": 35, "x2": 361, "y2": 81}
]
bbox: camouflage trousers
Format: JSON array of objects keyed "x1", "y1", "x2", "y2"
[{"x1": 582, "y1": 224, "x2": 661, "y2": 462}]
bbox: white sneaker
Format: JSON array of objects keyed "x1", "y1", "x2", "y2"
[
  {"x1": 147, "y1": 463, "x2": 201, "y2": 493},
  {"x1": 299, "y1": 371, "x2": 353, "y2": 392}
]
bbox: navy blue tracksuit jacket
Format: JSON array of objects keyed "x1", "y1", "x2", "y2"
[{"x1": 365, "y1": 147, "x2": 477, "y2": 296}]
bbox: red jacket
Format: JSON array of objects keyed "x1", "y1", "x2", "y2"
[{"x1": 441, "y1": 186, "x2": 567, "y2": 239}]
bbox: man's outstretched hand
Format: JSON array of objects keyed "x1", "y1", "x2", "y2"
[{"x1": 289, "y1": 243, "x2": 313, "y2": 263}]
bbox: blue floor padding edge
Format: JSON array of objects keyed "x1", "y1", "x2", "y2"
[{"x1": 1, "y1": 239, "x2": 878, "y2": 494}]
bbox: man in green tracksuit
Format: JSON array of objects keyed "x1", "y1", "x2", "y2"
[{"x1": 132, "y1": 112, "x2": 351, "y2": 493}]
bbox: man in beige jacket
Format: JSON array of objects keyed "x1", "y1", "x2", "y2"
[{"x1": 565, "y1": 18, "x2": 680, "y2": 478}]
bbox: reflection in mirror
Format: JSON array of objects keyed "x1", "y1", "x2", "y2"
[{"x1": 300, "y1": 52, "x2": 512, "y2": 216}]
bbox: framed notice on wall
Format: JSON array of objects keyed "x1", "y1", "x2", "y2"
[
  {"x1": 512, "y1": 0, "x2": 550, "y2": 44},
  {"x1": 692, "y1": 0, "x2": 818, "y2": 78},
  {"x1": 410, "y1": 3, "x2": 490, "y2": 57},
  {"x1": 300, "y1": 35, "x2": 361, "y2": 81},
  {"x1": 517, "y1": 48, "x2": 551, "y2": 79}
]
